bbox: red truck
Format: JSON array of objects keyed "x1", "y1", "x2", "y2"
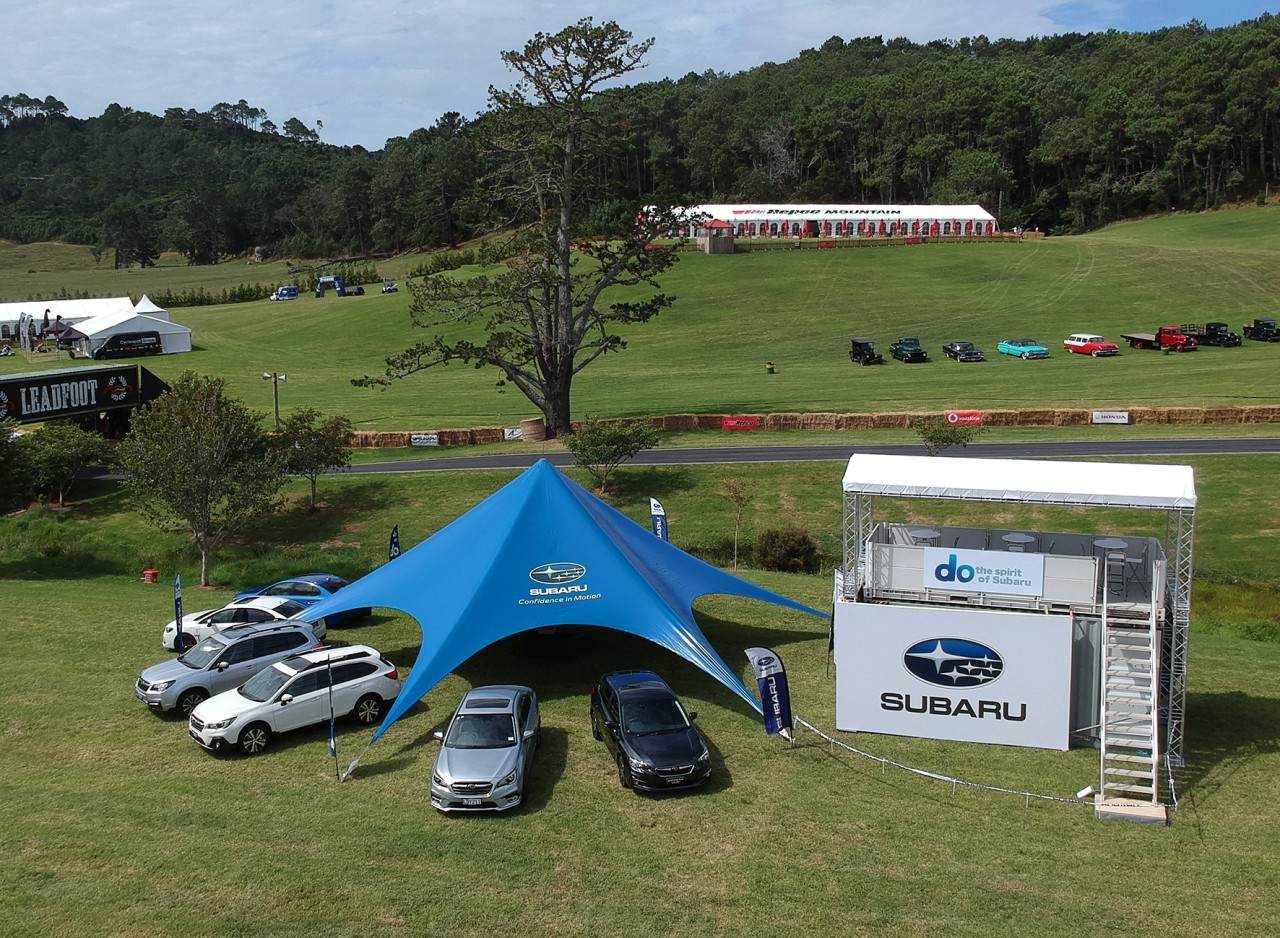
[{"x1": 1119, "y1": 326, "x2": 1199, "y2": 351}]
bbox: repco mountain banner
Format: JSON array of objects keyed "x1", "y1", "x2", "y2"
[{"x1": 0, "y1": 365, "x2": 141, "y2": 423}]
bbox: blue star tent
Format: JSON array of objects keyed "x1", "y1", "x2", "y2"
[{"x1": 301, "y1": 459, "x2": 826, "y2": 742}]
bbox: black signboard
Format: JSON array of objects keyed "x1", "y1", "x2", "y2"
[{"x1": 0, "y1": 365, "x2": 142, "y2": 423}]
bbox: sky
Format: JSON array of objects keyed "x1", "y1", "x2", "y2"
[{"x1": 3, "y1": 1, "x2": 1276, "y2": 150}]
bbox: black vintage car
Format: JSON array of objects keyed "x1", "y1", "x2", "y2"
[
  {"x1": 890, "y1": 336, "x2": 929, "y2": 363},
  {"x1": 941, "y1": 341, "x2": 985, "y2": 362},
  {"x1": 1243, "y1": 318, "x2": 1280, "y2": 342},
  {"x1": 848, "y1": 337, "x2": 884, "y2": 365}
]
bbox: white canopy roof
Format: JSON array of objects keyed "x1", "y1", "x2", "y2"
[
  {"x1": 75, "y1": 311, "x2": 190, "y2": 338},
  {"x1": 842, "y1": 453, "x2": 1196, "y2": 510},
  {"x1": 0, "y1": 296, "x2": 135, "y2": 324}
]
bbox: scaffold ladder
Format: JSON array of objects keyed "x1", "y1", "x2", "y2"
[{"x1": 1099, "y1": 621, "x2": 1161, "y2": 803}]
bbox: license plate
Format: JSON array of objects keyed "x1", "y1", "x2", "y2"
[
  {"x1": 463, "y1": 797, "x2": 481, "y2": 806},
  {"x1": 666, "y1": 776, "x2": 685, "y2": 785}
]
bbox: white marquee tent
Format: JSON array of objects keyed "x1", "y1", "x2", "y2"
[
  {"x1": 72, "y1": 310, "x2": 192, "y2": 356},
  {"x1": 683, "y1": 203, "x2": 999, "y2": 237}
]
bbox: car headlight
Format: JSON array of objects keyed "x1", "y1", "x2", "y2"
[
  {"x1": 432, "y1": 773, "x2": 446, "y2": 787},
  {"x1": 500, "y1": 770, "x2": 518, "y2": 787},
  {"x1": 696, "y1": 750, "x2": 710, "y2": 765},
  {"x1": 628, "y1": 758, "x2": 647, "y2": 772},
  {"x1": 150, "y1": 680, "x2": 174, "y2": 692},
  {"x1": 200, "y1": 718, "x2": 233, "y2": 730}
]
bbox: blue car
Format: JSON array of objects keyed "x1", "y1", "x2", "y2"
[
  {"x1": 997, "y1": 338, "x2": 1051, "y2": 360},
  {"x1": 233, "y1": 574, "x2": 371, "y2": 626}
]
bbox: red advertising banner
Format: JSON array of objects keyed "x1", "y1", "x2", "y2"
[
  {"x1": 722, "y1": 415, "x2": 761, "y2": 431},
  {"x1": 946, "y1": 410, "x2": 982, "y2": 426}
]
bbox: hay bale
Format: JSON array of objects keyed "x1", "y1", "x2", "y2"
[
  {"x1": 872, "y1": 412, "x2": 911, "y2": 429},
  {"x1": 1053, "y1": 409, "x2": 1091, "y2": 426},
  {"x1": 472, "y1": 427, "x2": 504, "y2": 444},
  {"x1": 981, "y1": 410, "x2": 1020, "y2": 427},
  {"x1": 519, "y1": 417, "x2": 547, "y2": 441},
  {"x1": 662, "y1": 414, "x2": 699, "y2": 431},
  {"x1": 696, "y1": 414, "x2": 725, "y2": 430},
  {"x1": 799, "y1": 413, "x2": 840, "y2": 431},
  {"x1": 1203, "y1": 407, "x2": 1243, "y2": 424},
  {"x1": 436, "y1": 429, "x2": 473, "y2": 446},
  {"x1": 837, "y1": 413, "x2": 875, "y2": 430},
  {"x1": 764, "y1": 413, "x2": 803, "y2": 431},
  {"x1": 1016, "y1": 409, "x2": 1056, "y2": 426},
  {"x1": 1240, "y1": 405, "x2": 1280, "y2": 424},
  {"x1": 1167, "y1": 407, "x2": 1206, "y2": 424}
]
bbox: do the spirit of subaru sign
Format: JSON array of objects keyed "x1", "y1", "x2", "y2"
[{"x1": 922, "y1": 547, "x2": 1044, "y2": 598}]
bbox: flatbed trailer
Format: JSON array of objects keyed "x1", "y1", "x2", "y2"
[{"x1": 1120, "y1": 326, "x2": 1198, "y2": 351}]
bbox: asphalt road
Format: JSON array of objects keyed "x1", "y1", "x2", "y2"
[{"x1": 346, "y1": 436, "x2": 1280, "y2": 474}]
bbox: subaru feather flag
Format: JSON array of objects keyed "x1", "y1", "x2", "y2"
[
  {"x1": 174, "y1": 575, "x2": 184, "y2": 652},
  {"x1": 649, "y1": 498, "x2": 668, "y2": 541},
  {"x1": 745, "y1": 647, "x2": 793, "y2": 735},
  {"x1": 388, "y1": 525, "x2": 401, "y2": 561}
]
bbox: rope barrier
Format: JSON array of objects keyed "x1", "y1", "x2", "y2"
[{"x1": 792, "y1": 716, "x2": 1092, "y2": 807}]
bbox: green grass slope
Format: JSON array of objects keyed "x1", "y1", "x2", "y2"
[
  {"x1": 1, "y1": 458, "x2": 1278, "y2": 936},
  {"x1": 4, "y1": 205, "x2": 1280, "y2": 429}
]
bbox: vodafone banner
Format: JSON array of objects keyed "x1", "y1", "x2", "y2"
[{"x1": 946, "y1": 410, "x2": 982, "y2": 426}]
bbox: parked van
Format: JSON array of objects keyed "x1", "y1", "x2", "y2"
[
  {"x1": 271, "y1": 286, "x2": 299, "y2": 301},
  {"x1": 93, "y1": 331, "x2": 163, "y2": 360}
]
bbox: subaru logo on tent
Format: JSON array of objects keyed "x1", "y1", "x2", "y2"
[
  {"x1": 529, "y1": 562, "x2": 586, "y2": 585},
  {"x1": 903, "y1": 638, "x2": 1004, "y2": 688}
]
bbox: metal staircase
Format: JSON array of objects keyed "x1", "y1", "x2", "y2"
[{"x1": 1099, "y1": 624, "x2": 1161, "y2": 803}]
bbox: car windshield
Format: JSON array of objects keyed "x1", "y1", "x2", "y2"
[
  {"x1": 621, "y1": 696, "x2": 690, "y2": 735},
  {"x1": 239, "y1": 663, "x2": 296, "y2": 701},
  {"x1": 445, "y1": 712, "x2": 516, "y2": 749},
  {"x1": 179, "y1": 635, "x2": 230, "y2": 669}
]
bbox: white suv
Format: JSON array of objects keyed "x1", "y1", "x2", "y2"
[
  {"x1": 188, "y1": 644, "x2": 400, "y2": 755},
  {"x1": 162, "y1": 596, "x2": 325, "y2": 651}
]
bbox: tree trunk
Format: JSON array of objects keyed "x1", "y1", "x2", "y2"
[
  {"x1": 200, "y1": 542, "x2": 212, "y2": 587},
  {"x1": 542, "y1": 372, "x2": 574, "y2": 438}
]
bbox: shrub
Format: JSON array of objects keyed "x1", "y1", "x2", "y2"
[{"x1": 754, "y1": 525, "x2": 820, "y2": 573}]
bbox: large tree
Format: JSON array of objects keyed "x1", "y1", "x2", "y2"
[
  {"x1": 357, "y1": 19, "x2": 688, "y2": 437},
  {"x1": 118, "y1": 372, "x2": 283, "y2": 585}
]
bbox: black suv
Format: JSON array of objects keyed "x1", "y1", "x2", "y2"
[{"x1": 589, "y1": 670, "x2": 712, "y2": 792}]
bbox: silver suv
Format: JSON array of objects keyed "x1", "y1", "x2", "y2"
[
  {"x1": 188, "y1": 644, "x2": 400, "y2": 755},
  {"x1": 135, "y1": 621, "x2": 324, "y2": 717}
]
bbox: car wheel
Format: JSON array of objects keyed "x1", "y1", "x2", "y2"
[
  {"x1": 1091, "y1": 349, "x2": 1100, "y2": 357},
  {"x1": 1021, "y1": 351, "x2": 1030, "y2": 359},
  {"x1": 177, "y1": 688, "x2": 208, "y2": 718},
  {"x1": 1133, "y1": 340, "x2": 1145, "y2": 349},
  {"x1": 591, "y1": 710, "x2": 602, "y2": 741},
  {"x1": 178, "y1": 633, "x2": 197, "y2": 652},
  {"x1": 353, "y1": 694, "x2": 383, "y2": 725},
  {"x1": 240, "y1": 723, "x2": 271, "y2": 755},
  {"x1": 617, "y1": 754, "x2": 633, "y2": 789}
]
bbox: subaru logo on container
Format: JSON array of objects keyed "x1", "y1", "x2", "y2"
[
  {"x1": 903, "y1": 638, "x2": 1004, "y2": 688},
  {"x1": 529, "y1": 562, "x2": 586, "y2": 585}
]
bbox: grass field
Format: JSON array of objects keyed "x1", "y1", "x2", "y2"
[
  {"x1": 5, "y1": 205, "x2": 1280, "y2": 430},
  {"x1": 2, "y1": 209, "x2": 1279, "y2": 935},
  {"x1": 2, "y1": 456, "x2": 1279, "y2": 937}
]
